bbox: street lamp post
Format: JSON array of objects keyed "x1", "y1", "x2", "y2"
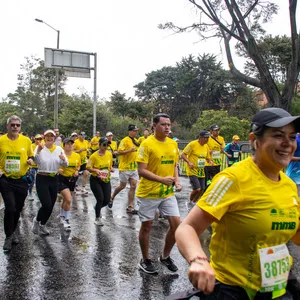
[{"x1": 35, "y1": 18, "x2": 60, "y2": 128}]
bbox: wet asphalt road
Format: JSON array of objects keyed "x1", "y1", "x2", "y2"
[
  {"x1": 0, "y1": 171, "x2": 208, "y2": 300},
  {"x1": 0, "y1": 170, "x2": 300, "y2": 300}
]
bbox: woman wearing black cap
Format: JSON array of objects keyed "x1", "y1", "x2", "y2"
[
  {"x1": 175, "y1": 108, "x2": 300, "y2": 299},
  {"x1": 87, "y1": 137, "x2": 114, "y2": 226},
  {"x1": 57, "y1": 138, "x2": 81, "y2": 231}
]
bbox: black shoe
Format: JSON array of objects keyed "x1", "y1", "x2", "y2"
[
  {"x1": 138, "y1": 259, "x2": 158, "y2": 274},
  {"x1": 108, "y1": 199, "x2": 113, "y2": 208},
  {"x1": 126, "y1": 206, "x2": 138, "y2": 214},
  {"x1": 3, "y1": 236, "x2": 13, "y2": 253},
  {"x1": 159, "y1": 255, "x2": 178, "y2": 272}
]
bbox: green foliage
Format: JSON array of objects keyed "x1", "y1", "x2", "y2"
[{"x1": 190, "y1": 110, "x2": 250, "y2": 142}]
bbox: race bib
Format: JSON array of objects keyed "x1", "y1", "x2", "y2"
[
  {"x1": 197, "y1": 159, "x2": 205, "y2": 168},
  {"x1": 5, "y1": 158, "x2": 21, "y2": 173},
  {"x1": 233, "y1": 151, "x2": 239, "y2": 158},
  {"x1": 259, "y1": 244, "x2": 290, "y2": 293},
  {"x1": 98, "y1": 169, "x2": 109, "y2": 181},
  {"x1": 212, "y1": 151, "x2": 220, "y2": 159}
]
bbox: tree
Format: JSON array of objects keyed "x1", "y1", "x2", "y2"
[
  {"x1": 135, "y1": 54, "x2": 249, "y2": 128},
  {"x1": 160, "y1": 1, "x2": 300, "y2": 111}
]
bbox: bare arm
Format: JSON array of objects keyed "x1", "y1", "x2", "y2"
[{"x1": 175, "y1": 206, "x2": 217, "y2": 293}]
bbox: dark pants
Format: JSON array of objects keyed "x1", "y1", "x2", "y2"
[
  {"x1": 205, "y1": 166, "x2": 221, "y2": 185},
  {"x1": 203, "y1": 282, "x2": 293, "y2": 300},
  {"x1": 28, "y1": 167, "x2": 37, "y2": 194},
  {"x1": 90, "y1": 176, "x2": 111, "y2": 218},
  {"x1": 36, "y1": 174, "x2": 58, "y2": 225},
  {"x1": 0, "y1": 176, "x2": 28, "y2": 237}
]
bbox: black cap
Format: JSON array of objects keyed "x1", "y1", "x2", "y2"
[
  {"x1": 210, "y1": 124, "x2": 220, "y2": 131},
  {"x1": 199, "y1": 130, "x2": 210, "y2": 138},
  {"x1": 251, "y1": 108, "x2": 300, "y2": 132},
  {"x1": 99, "y1": 137, "x2": 111, "y2": 145},
  {"x1": 128, "y1": 124, "x2": 139, "y2": 131},
  {"x1": 63, "y1": 138, "x2": 74, "y2": 145}
]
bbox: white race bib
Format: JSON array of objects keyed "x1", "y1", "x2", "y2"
[
  {"x1": 212, "y1": 151, "x2": 220, "y2": 159},
  {"x1": 233, "y1": 151, "x2": 239, "y2": 158},
  {"x1": 99, "y1": 169, "x2": 109, "y2": 181},
  {"x1": 197, "y1": 159, "x2": 205, "y2": 168},
  {"x1": 5, "y1": 158, "x2": 20, "y2": 173},
  {"x1": 259, "y1": 244, "x2": 290, "y2": 293}
]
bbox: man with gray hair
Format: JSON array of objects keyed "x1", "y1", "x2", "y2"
[{"x1": 0, "y1": 116, "x2": 34, "y2": 252}]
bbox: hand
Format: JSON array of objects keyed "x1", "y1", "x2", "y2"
[
  {"x1": 110, "y1": 167, "x2": 115, "y2": 173},
  {"x1": 58, "y1": 169, "x2": 63, "y2": 175},
  {"x1": 59, "y1": 152, "x2": 65, "y2": 161},
  {"x1": 131, "y1": 147, "x2": 136, "y2": 152},
  {"x1": 27, "y1": 158, "x2": 33, "y2": 166},
  {"x1": 161, "y1": 176, "x2": 175, "y2": 186},
  {"x1": 37, "y1": 143, "x2": 44, "y2": 152},
  {"x1": 188, "y1": 162, "x2": 195, "y2": 169},
  {"x1": 188, "y1": 261, "x2": 215, "y2": 293},
  {"x1": 174, "y1": 183, "x2": 182, "y2": 192}
]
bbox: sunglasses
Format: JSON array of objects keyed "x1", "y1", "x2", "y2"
[
  {"x1": 35, "y1": 138, "x2": 42, "y2": 140},
  {"x1": 10, "y1": 123, "x2": 21, "y2": 127},
  {"x1": 101, "y1": 143, "x2": 108, "y2": 147}
]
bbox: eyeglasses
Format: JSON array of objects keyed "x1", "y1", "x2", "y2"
[
  {"x1": 10, "y1": 124, "x2": 21, "y2": 127},
  {"x1": 35, "y1": 138, "x2": 42, "y2": 140},
  {"x1": 101, "y1": 143, "x2": 108, "y2": 147}
]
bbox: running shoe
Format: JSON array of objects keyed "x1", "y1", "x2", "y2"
[
  {"x1": 28, "y1": 193, "x2": 34, "y2": 201},
  {"x1": 39, "y1": 224, "x2": 50, "y2": 235},
  {"x1": 108, "y1": 199, "x2": 113, "y2": 208},
  {"x1": 82, "y1": 188, "x2": 89, "y2": 195},
  {"x1": 159, "y1": 255, "x2": 178, "y2": 272},
  {"x1": 94, "y1": 218, "x2": 104, "y2": 226},
  {"x1": 138, "y1": 259, "x2": 158, "y2": 274},
  {"x1": 3, "y1": 236, "x2": 13, "y2": 253},
  {"x1": 32, "y1": 217, "x2": 39, "y2": 234},
  {"x1": 63, "y1": 219, "x2": 71, "y2": 231},
  {"x1": 126, "y1": 206, "x2": 138, "y2": 214}
]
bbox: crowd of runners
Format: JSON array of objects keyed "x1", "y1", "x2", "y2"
[{"x1": 1, "y1": 108, "x2": 300, "y2": 299}]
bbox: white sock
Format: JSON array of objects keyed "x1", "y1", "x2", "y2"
[{"x1": 65, "y1": 210, "x2": 71, "y2": 220}]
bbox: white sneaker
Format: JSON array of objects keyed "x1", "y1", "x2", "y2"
[
  {"x1": 32, "y1": 217, "x2": 39, "y2": 234},
  {"x1": 63, "y1": 219, "x2": 71, "y2": 231},
  {"x1": 39, "y1": 224, "x2": 50, "y2": 235},
  {"x1": 28, "y1": 193, "x2": 34, "y2": 201},
  {"x1": 94, "y1": 218, "x2": 104, "y2": 226},
  {"x1": 82, "y1": 187, "x2": 89, "y2": 195}
]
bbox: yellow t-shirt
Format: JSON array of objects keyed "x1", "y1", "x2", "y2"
[
  {"x1": 73, "y1": 139, "x2": 89, "y2": 165},
  {"x1": 0, "y1": 134, "x2": 34, "y2": 178},
  {"x1": 137, "y1": 136, "x2": 146, "y2": 145},
  {"x1": 197, "y1": 157, "x2": 299, "y2": 291},
  {"x1": 183, "y1": 140, "x2": 210, "y2": 178},
  {"x1": 108, "y1": 140, "x2": 118, "y2": 152},
  {"x1": 207, "y1": 135, "x2": 225, "y2": 166},
  {"x1": 136, "y1": 135, "x2": 179, "y2": 199},
  {"x1": 87, "y1": 151, "x2": 113, "y2": 183},
  {"x1": 118, "y1": 136, "x2": 138, "y2": 171},
  {"x1": 31, "y1": 143, "x2": 38, "y2": 168},
  {"x1": 90, "y1": 136, "x2": 100, "y2": 151},
  {"x1": 60, "y1": 152, "x2": 81, "y2": 177}
]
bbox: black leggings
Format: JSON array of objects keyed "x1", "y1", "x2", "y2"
[
  {"x1": 36, "y1": 174, "x2": 58, "y2": 225},
  {"x1": 0, "y1": 176, "x2": 28, "y2": 237},
  {"x1": 90, "y1": 176, "x2": 111, "y2": 218}
]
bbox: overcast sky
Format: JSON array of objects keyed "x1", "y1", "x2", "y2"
[{"x1": 0, "y1": 0, "x2": 294, "y2": 100}]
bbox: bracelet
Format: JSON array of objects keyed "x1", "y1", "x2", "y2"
[{"x1": 189, "y1": 256, "x2": 210, "y2": 265}]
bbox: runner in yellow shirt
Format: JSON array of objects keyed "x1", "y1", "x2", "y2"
[
  {"x1": 73, "y1": 131, "x2": 90, "y2": 195},
  {"x1": 87, "y1": 137, "x2": 114, "y2": 226},
  {"x1": 58, "y1": 138, "x2": 81, "y2": 231},
  {"x1": 181, "y1": 130, "x2": 213, "y2": 209},
  {"x1": 90, "y1": 131, "x2": 100, "y2": 153},
  {"x1": 176, "y1": 108, "x2": 300, "y2": 299},
  {"x1": 205, "y1": 124, "x2": 225, "y2": 185},
  {"x1": 110, "y1": 124, "x2": 140, "y2": 214},
  {"x1": 106, "y1": 131, "x2": 118, "y2": 166},
  {"x1": 0, "y1": 115, "x2": 34, "y2": 252},
  {"x1": 136, "y1": 113, "x2": 182, "y2": 274}
]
